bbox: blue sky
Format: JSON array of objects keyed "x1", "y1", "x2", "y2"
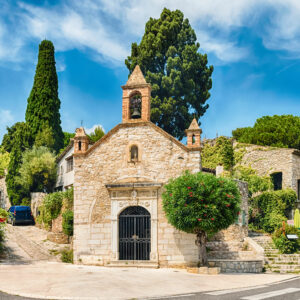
[{"x1": 0, "y1": 0, "x2": 299, "y2": 141}]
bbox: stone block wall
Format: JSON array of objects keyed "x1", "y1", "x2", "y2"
[
  {"x1": 0, "y1": 177, "x2": 9, "y2": 209},
  {"x1": 31, "y1": 192, "x2": 46, "y2": 218},
  {"x1": 239, "y1": 144, "x2": 297, "y2": 190}
]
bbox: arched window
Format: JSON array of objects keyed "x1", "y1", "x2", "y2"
[
  {"x1": 130, "y1": 145, "x2": 138, "y2": 162},
  {"x1": 192, "y1": 134, "x2": 196, "y2": 144},
  {"x1": 78, "y1": 141, "x2": 82, "y2": 151},
  {"x1": 130, "y1": 93, "x2": 142, "y2": 119}
]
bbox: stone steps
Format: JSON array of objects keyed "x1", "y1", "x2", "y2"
[
  {"x1": 107, "y1": 260, "x2": 159, "y2": 268},
  {"x1": 251, "y1": 233, "x2": 300, "y2": 274}
]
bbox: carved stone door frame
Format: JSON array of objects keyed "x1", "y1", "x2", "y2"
[{"x1": 106, "y1": 182, "x2": 161, "y2": 262}]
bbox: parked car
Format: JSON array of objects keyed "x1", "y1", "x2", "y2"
[{"x1": 7, "y1": 206, "x2": 35, "y2": 226}]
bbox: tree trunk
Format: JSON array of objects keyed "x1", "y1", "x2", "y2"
[{"x1": 195, "y1": 230, "x2": 207, "y2": 266}]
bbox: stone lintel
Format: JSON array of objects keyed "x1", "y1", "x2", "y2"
[{"x1": 106, "y1": 182, "x2": 162, "y2": 190}]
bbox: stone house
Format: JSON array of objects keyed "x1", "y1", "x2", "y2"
[
  {"x1": 239, "y1": 144, "x2": 300, "y2": 205},
  {"x1": 72, "y1": 66, "x2": 249, "y2": 268},
  {"x1": 55, "y1": 141, "x2": 75, "y2": 191}
]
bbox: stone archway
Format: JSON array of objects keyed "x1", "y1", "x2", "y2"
[
  {"x1": 119, "y1": 206, "x2": 150, "y2": 260},
  {"x1": 106, "y1": 182, "x2": 161, "y2": 262}
]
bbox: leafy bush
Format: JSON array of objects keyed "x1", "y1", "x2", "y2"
[
  {"x1": 0, "y1": 208, "x2": 8, "y2": 218},
  {"x1": 61, "y1": 249, "x2": 73, "y2": 263},
  {"x1": 63, "y1": 188, "x2": 73, "y2": 210},
  {"x1": 0, "y1": 224, "x2": 5, "y2": 255},
  {"x1": 162, "y1": 171, "x2": 241, "y2": 265},
  {"x1": 44, "y1": 192, "x2": 63, "y2": 220},
  {"x1": 249, "y1": 189, "x2": 296, "y2": 233},
  {"x1": 62, "y1": 210, "x2": 73, "y2": 236},
  {"x1": 273, "y1": 225, "x2": 300, "y2": 254},
  {"x1": 36, "y1": 189, "x2": 74, "y2": 230}
]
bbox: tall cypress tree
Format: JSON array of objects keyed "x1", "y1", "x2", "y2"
[{"x1": 25, "y1": 40, "x2": 64, "y2": 152}]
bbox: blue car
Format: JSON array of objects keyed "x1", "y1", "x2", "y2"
[{"x1": 7, "y1": 206, "x2": 35, "y2": 226}]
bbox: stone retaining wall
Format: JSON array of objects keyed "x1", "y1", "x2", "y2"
[{"x1": 208, "y1": 259, "x2": 263, "y2": 273}]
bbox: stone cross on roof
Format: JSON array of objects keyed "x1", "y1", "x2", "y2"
[{"x1": 125, "y1": 65, "x2": 148, "y2": 87}]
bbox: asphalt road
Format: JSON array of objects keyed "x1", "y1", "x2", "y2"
[
  {"x1": 0, "y1": 277, "x2": 299, "y2": 300},
  {"x1": 150, "y1": 277, "x2": 300, "y2": 300}
]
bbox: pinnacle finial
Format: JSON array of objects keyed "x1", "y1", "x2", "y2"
[{"x1": 125, "y1": 65, "x2": 147, "y2": 86}]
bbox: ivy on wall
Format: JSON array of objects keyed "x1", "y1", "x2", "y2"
[{"x1": 201, "y1": 137, "x2": 234, "y2": 171}]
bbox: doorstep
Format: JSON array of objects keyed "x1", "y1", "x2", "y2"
[{"x1": 107, "y1": 260, "x2": 159, "y2": 268}]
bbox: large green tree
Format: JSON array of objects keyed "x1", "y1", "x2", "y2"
[
  {"x1": 5, "y1": 122, "x2": 32, "y2": 205},
  {"x1": 232, "y1": 115, "x2": 300, "y2": 149},
  {"x1": 17, "y1": 146, "x2": 57, "y2": 194},
  {"x1": 162, "y1": 171, "x2": 240, "y2": 266},
  {"x1": 125, "y1": 8, "x2": 213, "y2": 139},
  {"x1": 25, "y1": 40, "x2": 64, "y2": 153}
]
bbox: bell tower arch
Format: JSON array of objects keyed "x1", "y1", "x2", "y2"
[{"x1": 122, "y1": 65, "x2": 151, "y2": 123}]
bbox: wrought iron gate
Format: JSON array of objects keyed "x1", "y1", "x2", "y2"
[{"x1": 119, "y1": 206, "x2": 151, "y2": 260}]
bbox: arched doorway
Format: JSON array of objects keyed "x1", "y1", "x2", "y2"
[{"x1": 119, "y1": 206, "x2": 151, "y2": 260}]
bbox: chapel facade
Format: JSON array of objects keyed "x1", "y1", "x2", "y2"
[{"x1": 72, "y1": 66, "x2": 204, "y2": 267}]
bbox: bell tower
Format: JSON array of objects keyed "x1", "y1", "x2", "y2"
[
  {"x1": 74, "y1": 127, "x2": 89, "y2": 154},
  {"x1": 186, "y1": 118, "x2": 202, "y2": 149},
  {"x1": 121, "y1": 65, "x2": 151, "y2": 123}
]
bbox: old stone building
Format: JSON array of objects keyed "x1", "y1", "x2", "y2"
[
  {"x1": 239, "y1": 144, "x2": 300, "y2": 203},
  {"x1": 73, "y1": 66, "x2": 248, "y2": 268}
]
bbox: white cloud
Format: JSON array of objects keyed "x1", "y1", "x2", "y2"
[
  {"x1": 85, "y1": 124, "x2": 105, "y2": 135},
  {"x1": 1, "y1": 0, "x2": 300, "y2": 66}
]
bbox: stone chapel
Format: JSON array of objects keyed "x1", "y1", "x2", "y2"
[{"x1": 72, "y1": 66, "x2": 246, "y2": 267}]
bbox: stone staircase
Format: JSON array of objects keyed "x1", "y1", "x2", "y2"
[{"x1": 250, "y1": 232, "x2": 300, "y2": 274}]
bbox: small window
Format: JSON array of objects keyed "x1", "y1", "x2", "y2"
[
  {"x1": 297, "y1": 179, "x2": 300, "y2": 200},
  {"x1": 78, "y1": 141, "x2": 82, "y2": 151},
  {"x1": 271, "y1": 172, "x2": 282, "y2": 190},
  {"x1": 192, "y1": 134, "x2": 196, "y2": 144},
  {"x1": 130, "y1": 145, "x2": 138, "y2": 162},
  {"x1": 67, "y1": 158, "x2": 73, "y2": 172}
]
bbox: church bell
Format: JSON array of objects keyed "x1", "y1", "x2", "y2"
[{"x1": 131, "y1": 107, "x2": 141, "y2": 119}]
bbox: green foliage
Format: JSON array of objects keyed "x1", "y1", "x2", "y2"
[
  {"x1": 0, "y1": 208, "x2": 8, "y2": 218},
  {"x1": 21, "y1": 198, "x2": 31, "y2": 206},
  {"x1": 88, "y1": 126, "x2": 105, "y2": 143},
  {"x1": 44, "y1": 192, "x2": 63, "y2": 220},
  {"x1": 249, "y1": 189, "x2": 297, "y2": 233},
  {"x1": 36, "y1": 189, "x2": 73, "y2": 230},
  {"x1": 63, "y1": 188, "x2": 74, "y2": 210},
  {"x1": 63, "y1": 132, "x2": 75, "y2": 148},
  {"x1": 62, "y1": 210, "x2": 73, "y2": 236},
  {"x1": 0, "y1": 223, "x2": 5, "y2": 255},
  {"x1": 202, "y1": 137, "x2": 234, "y2": 171},
  {"x1": 232, "y1": 115, "x2": 300, "y2": 150},
  {"x1": 60, "y1": 249, "x2": 73, "y2": 263},
  {"x1": 34, "y1": 126, "x2": 55, "y2": 149},
  {"x1": 0, "y1": 147, "x2": 9, "y2": 177},
  {"x1": 5, "y1": 122, "x2": 32, "y2": 205},
  {"x1": 273, "y1": 225, "x2": 300, "y2": 254},
  {"x1": 233, "y1": 166, "x2": 273, "y2": 197},
  {"x1": 162, "y1": 171, "x2": 241, "y2": 235},
  {"x1": 125, "y1": 8, "x2": 213, "y2": 140},
  {"x1": 25, "y1": 40, "x2": 64, "y2": 153},
  {"x1": 17, "y1": 146, "x2": 57, "y2": 193}
]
